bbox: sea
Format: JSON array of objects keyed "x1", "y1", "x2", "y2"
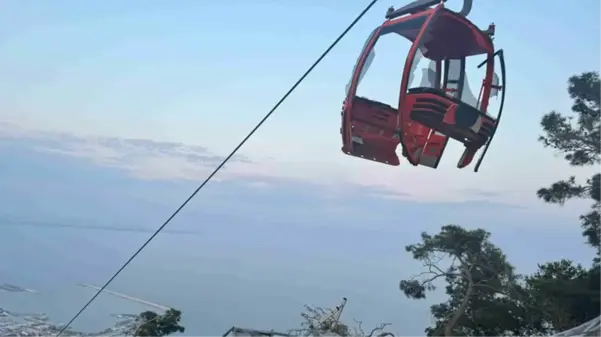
[
  {"x1": 0, "y1": 139, "x2": 442, "y2": 336},
  {"x1": 0, "y1": 214, "x2": 433, "y2": 336},
  {"x1": 0, "y1": 144, "x2": 592, "y2": 336}
]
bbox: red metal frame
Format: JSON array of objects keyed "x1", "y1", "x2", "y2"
[
  {"x1": 341, "y1": 2, "x2": 503, "y2": 171},
  {"x1": 396, "y1": 6, "x2": 446, "y2": 166},
  {"x1": 341, "y1": 24, "x2": 384, "y2": 156},
  {"x1": 341, "y1": 9, "x2": 434, "y2": 156}
]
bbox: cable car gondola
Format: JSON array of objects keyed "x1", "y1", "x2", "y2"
[{"x1": 340, "y1": 0, "x2": 506, "y2": 172}]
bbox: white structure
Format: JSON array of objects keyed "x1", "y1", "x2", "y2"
[
  {"x1": 222, "y1": 326, "x2": 291, "y2": 337},
  {"x1": 553, "y1": 316, "x2": 600, "y2": 337},
  {"x1": 222, "y1": 298, "x2": 348, "y2": 337}
]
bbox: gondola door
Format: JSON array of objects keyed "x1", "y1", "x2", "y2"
[
  {"x1": 473, "y1": 49, "x2": 506, "y2": 172},
  {"x1": 341, "y1": 28, "x2": 402, "y2": 166}
]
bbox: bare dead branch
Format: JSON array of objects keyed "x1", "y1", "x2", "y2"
[
  {"x1": 352, "y1": 319, "x2": 365, "y2": 336},
  {"x1": 367, "y1": 323, "x2": 391, "y2": 337},
  {"x1": 377, "y1": 333, "x2": 395, "y2": 337},
  {"x1": 295, "y1": 307, "x2": 394, "y2": 337}
]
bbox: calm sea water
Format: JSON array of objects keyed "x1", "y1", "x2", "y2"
[
  {"x1": 0, "y1": 218, "x2": 432, "y2": 335},
  {"x1": 1, "y1": 204, "x2": 595, "y2": 336}
]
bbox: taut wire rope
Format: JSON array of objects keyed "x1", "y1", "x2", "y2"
[{"x1": 56, "y1": 1, "x2": 379, "y2": 335}]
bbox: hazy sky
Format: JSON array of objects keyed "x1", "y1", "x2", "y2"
[
  {"x1": 0, "y1": 1, "x2": 599, "y2": 334},
  {"x1": 0, "y1": 0, "x2": 599, "y2": 205}
]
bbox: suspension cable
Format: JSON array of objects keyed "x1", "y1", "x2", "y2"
[{"x1": 56, "y1": 1, "x2": 379, "y2": 335}]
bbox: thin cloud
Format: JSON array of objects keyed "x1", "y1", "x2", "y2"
[
  {"x1": 1, "y1": 123, "x2": 254, "y2": 182},
  {"x1": 456, "y1": 188, "x2": 504, "y2": 198},
  {"x1": 1, "y1": 122, "x2": 533, "y2": 207}
]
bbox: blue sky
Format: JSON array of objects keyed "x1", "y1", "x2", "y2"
[
  {"x1": 0, "y1": 0, "x2": 599, "y2": 203},
  {"x1": 0, "y1": 0, "x2": 599, "y2": 334}
]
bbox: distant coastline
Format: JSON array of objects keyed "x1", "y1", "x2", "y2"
[
  {"x1": 77, "y1": 283, "x2": 170, "y2": 312},
  {"x1": 0, "y1": 283, "x2": 37, "y2": 293},
  {"x1": 0, "y1": 282, "x2": 151, "y2": 336},
  {"x1": 0, "y1": 307, "x2": 136, "y2": 336}
]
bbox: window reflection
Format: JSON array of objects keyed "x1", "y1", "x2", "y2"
[{"x1": 346, "y1": 14, "x2": 499, "y2": 111}]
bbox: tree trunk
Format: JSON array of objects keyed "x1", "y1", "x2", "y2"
[{"x1": 444, "y1": 282, "x2": 473, "y2": 336}]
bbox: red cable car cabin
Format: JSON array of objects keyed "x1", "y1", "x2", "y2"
[{"x1": 341, "y1": 0, "x2": 506, "y2": 172}]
